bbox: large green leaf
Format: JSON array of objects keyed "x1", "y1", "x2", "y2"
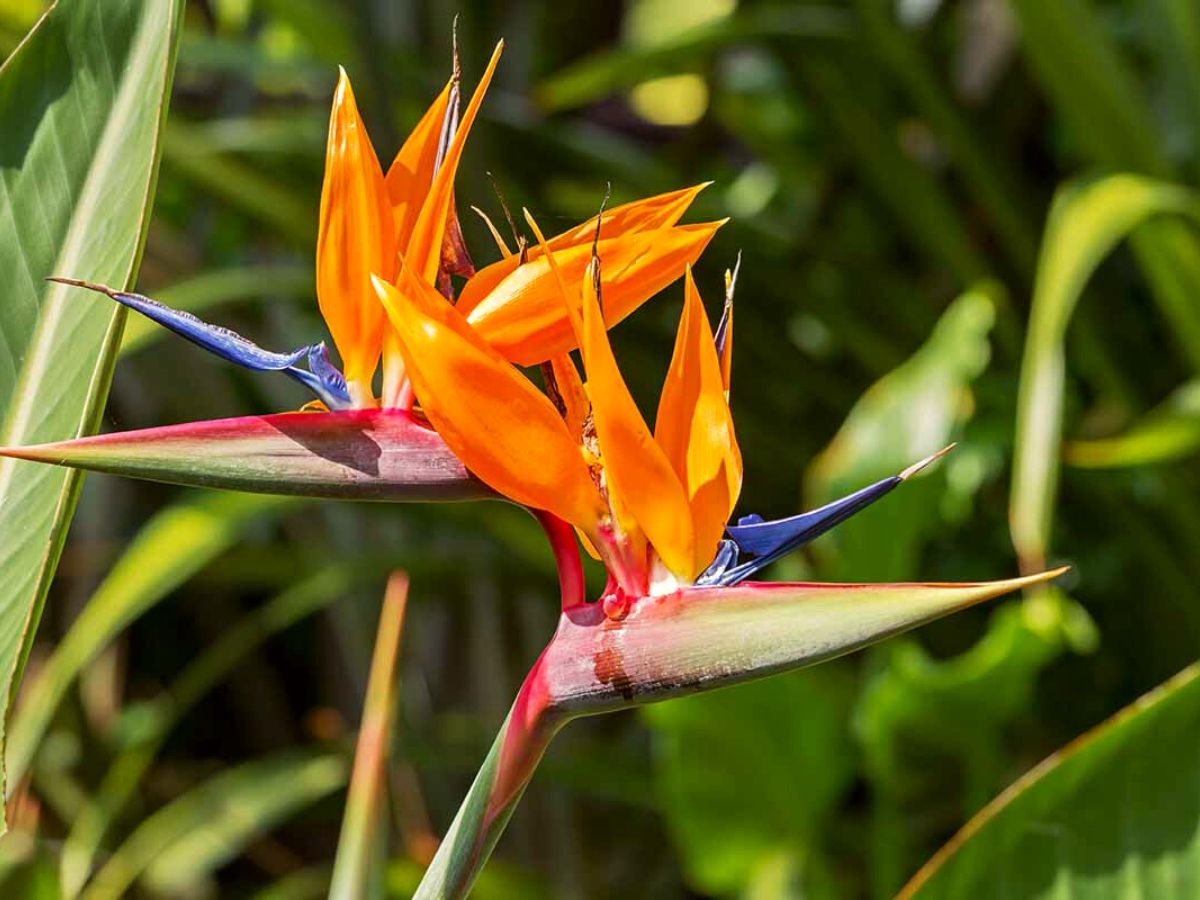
[
  {"x1": 0, "y1": 0, "x2": 183, "y2": 815},
  {"x1": 900, "y1": 663, "x2": 1200, "y2": 899},
  {"x1": 1009, "y1": 175, "x2": 1200, "y2": 573},
  {"x1": 857, "y1": 594, "x2": 1094, "y2": 897}
]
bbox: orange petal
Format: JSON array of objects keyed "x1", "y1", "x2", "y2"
[
  {"x1": 458, "y1": 183, "x2": 710, "y2": 316},
  {"x1": 548, "y1": 353, "x2": 590, "y2": 442},
  {"x1": 373, "y1": 270, "x2": 602, "y2": 529},
  {"x1": 465, "y1": 221, "x2": 724, "y2": 366},
  {"x1": 385, "y1": 78, "x2": 454, "y2": 251},
  {"x1": 316, "y1": 69, "x2": 397, "y2": 395},
  {"x1": 545, "y1": 182, "x2": 709, "y2": 252},
  {"x1": 655, "y1": 268, "x2": 742, "y2": 573},
  {"x1": 579, "y1": 259, "x2": 695, "y2": 579},
  {"x1": 406, "y1": 41, "x2": 503, "y2": 285}
]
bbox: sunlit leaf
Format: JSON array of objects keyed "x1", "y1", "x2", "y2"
[
  {"x1": 1010, "y1": 174, "x2": 1200, "y2": 573},
  {"x1": 900, "y1": 663, "x2": 1200, "y2": 899},
  {"x1": 0, "y1": 0, "x2": 185, "y2": 821}
]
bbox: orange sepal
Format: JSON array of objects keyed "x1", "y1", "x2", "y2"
[
  {"x1": 316, "y1": 69, "x2": 397, "y2": 395},
  {"x1": 406, "y1": 41, "x2": 503, "y2": 285},
  {"x1": 578, "y1": 260, "x2": 695, "y2": 579},
  {"x1": 385, "y1": 78, "x2": 454, "y2": 251},
  {"x1": 458, "y1": 184, "x2": 711, "y2": 319},
  {"x1": 548, "y1": 353, "x2": 590, "y2": 442},
  {"x1": 465, "y1": 220, "x2": 724, "y2": 366},
  {"x1": 373, "y1": 269, "x2": 602, "y2": 529},
  {"x1": 655, "y1": 268, "x2": 742, "y2": 574}
]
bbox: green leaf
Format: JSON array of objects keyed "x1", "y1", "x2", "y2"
[
  {"x1": 84, "y1": 751, "x2": 348, "y2": 900},
  {"x1": 642, "y1": 667, "x2": 854, "y2": 896},
  {"x1": 1008, "y1": 0, "x2": 1200, "y2": 365},
  {"x1": 1009, "y1": 175, "x2": 1200, "y2": 572},
  {"x1": 1065, "y1": 378, "x2": 1200, "y2": 468},
  {"x1": 806, "y1": 286, "x2": 997, "y2": 581},
  {"x1": 6, "y1": 491, "x2": 294, "y2": 793},
  {"x1": 857, "y1": 592, "x2": 1093, "y2": 897},
  {"x1": 900, "y1": 663, "x2": 1200, "y2": 899},
  {"x1": 0, "y1": 0, "x2": 184, "y2": 818}
]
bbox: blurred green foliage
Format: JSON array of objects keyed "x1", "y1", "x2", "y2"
[{"x1": 5, "y1": 0, "x2": 1200, "y2": 896}]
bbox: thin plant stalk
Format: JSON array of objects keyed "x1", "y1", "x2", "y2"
[{"x1": 330, "y1": 572, "x2": 411, "y2": 900}]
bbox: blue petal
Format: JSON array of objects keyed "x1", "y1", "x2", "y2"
[
  {"x1": 702, "y1": 446, "x2": 956, "y2": 586},
  {"x1": 712, "y1": 476, "x2": 901, "y2": 585},
  {"x1": 106, "y1": 285, "x2": 307, "y2": 371},
  {"x1": 285, "y1": 343, "x2": 351, "y2": 410},
  {"x1": 696, "y1": 539, "x2": 739, "y2": 585},
  {"x1": 725, "y1": 476, "x2": 901, "y2": 558},
  {"x1": 53, "y1": 277, "x2": 351, "y2": 409}
]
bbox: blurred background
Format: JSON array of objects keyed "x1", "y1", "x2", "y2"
[{"x1": 3, "y1": 0, "x2": 1200, "y2": 897}]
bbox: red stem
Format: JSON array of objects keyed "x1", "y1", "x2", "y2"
[{"x1": 534, "y1": 510, "x2": 585, "y2": 610}]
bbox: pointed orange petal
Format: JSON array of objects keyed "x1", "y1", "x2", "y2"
[
  {"x1": 316, "y1": 69, "x2": 397, "y2": 395},
  {"x1": 457, "y1": 184, "x2": 710, "y2": 316},
  {"x1": 545, "y1": 182, "x2": 709, "y2": 251},
  {"x1": 465, "y1": 221, "x2": 724, "y2": 366},
  {"x1": 373, "y1": 270, "x2": 602, "y2": 528},
  {"x1": 579, "y1": 259, "x2": 695, "y2": 579},
  {"x1": 407, "y1": 41, "x2": 503, "y2": 284},
  {"x1": 655, "y1": 268, "x2": 742, "y2": 573},
  {"x1": 385, "y1": 78, "x2": 453, "y2": 251},
  {"x1": 549, "y1": 353, "x2": 590, "y2": 441}
]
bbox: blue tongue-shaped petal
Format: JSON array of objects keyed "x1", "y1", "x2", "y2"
[
  {"x1": 703, "y1": 446, "x2": 956, "y2": 586},
  {"x1": 51, "y1": 277, "x2": 352, "y2": 409},
  {"x1": 725, "y1": 477, "x2": 901, "y2": 557}
]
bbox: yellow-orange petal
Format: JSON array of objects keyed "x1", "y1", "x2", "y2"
[
  {"x1": 655, "y1": 268, "x2": 742, "y2": 573},
  {"x1": 465, "y1": 221, "x2": 724, "y2": 366},
  {"x1": 373, "y1": 270, "x2": 602, "y2": 528},
  {"x1": 385, "y1": 78, "x2": 454, "y2": 251},
  {"x1": 457, "y1": 184, "x2": 710, "y2": 314},
  {"x1": 547, "y1": 182, "x2": 709, "y2": 252},
  {"x1": 316, "y1": 68, "x2": 397, "y2": 391},
  {"x1": 579, "y1": 259, "x2": 695, "y2": 579},
  {"x1": 548, "y1": 353, "x2": 590, "y2": 442},
  {"x1": 406, "y1": 40, "x2": 503, "y2": 285}
]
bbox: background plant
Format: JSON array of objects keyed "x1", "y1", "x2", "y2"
[{"x1": 2, "y1": 0, "x2": 1199, "y2": 897}]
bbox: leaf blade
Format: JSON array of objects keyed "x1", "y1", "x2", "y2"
[{"x1": 0, "y1": 0, "x2": 185, "y2": 818}]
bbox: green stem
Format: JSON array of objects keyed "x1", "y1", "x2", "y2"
[
  {"x1": 330, "y1": 573, "x2": 410, "y2": 900},
  {"x1": 413, "y1": 695, "x2": 565, "y2": 898}
]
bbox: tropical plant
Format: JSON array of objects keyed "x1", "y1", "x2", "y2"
[{"x1": 2, "y1": 1, "x2": 1199, "y2": 898}]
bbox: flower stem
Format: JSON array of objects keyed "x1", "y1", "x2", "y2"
[{"x1": 413, "y1": 667, "x2": 565, "y2": 899}]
